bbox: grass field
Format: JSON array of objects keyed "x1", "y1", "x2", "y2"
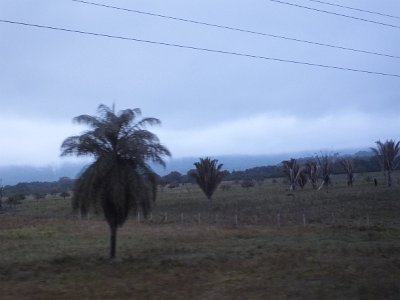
[{"x1": 1, "y1": 172, "x2": 400, "y2": 299}]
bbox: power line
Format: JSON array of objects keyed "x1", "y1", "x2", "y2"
[
  {"x1": 306, "y1": 0, "x2": 400, "y2": 20},
  {"x1": 268, "y1": 0, "x2": 400, "y2": 30},
  {"x1": 71, "y1": 0, "x2": 399, "y2": 60},
  {"x1": 1, "y1": 19, "x2": 399, "y2": 79}
]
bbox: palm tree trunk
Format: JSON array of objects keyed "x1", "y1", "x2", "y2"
[
  {"x1": 208, "y1": 197, "x2": 213, "y2": 209},
  {"x1": 387, "y1": 170, "x2": 392, "y2": 187},
  {"x1": 110, "y1": 225, "x2": 117, "y2": 259}
]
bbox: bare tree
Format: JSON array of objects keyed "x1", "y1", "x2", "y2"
[
  {"x1": 340, "y1": 158, "x2": 354, "y2": 187},
  {"x1": 371, "y1": 139, "x2": 400, "y2": 187},
  {"x1": 316, "y1": 153, "x2": 338, "y2": 192},
  {"x1": 282, "y1": 159, "x2": 303, "y2": 191},
  {"x1": 304, "y1": 161, "x2": 319, "y2": 189},
  {"x1": 297, "y1": 170, "x2": 308, "y2": 189}
]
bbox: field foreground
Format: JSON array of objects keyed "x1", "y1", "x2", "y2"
[{"x1": 1, "y1": 215, "x2": 400, "y2": 300}]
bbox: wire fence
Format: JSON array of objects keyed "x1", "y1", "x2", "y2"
[{"x1": 1, "y1": 200, "x2": 397, "y2": 229}]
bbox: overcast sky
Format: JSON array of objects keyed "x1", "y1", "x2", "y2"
[{"x1": 0, "y1": 0, "x2": 399, "y2": 167}]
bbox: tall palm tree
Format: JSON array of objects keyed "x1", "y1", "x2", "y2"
[
  {"x1": 61, "y1": 104, "x2": 170, "y2": 259},
  {"x1": 189, "y1": 157, "x2": 225, "y2": 208},
  {"x1": 371, "y1": 139, "x2": 400, "y2": 187}
]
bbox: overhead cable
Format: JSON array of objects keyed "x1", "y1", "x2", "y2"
[
  {"x1": 70, "y1": 0, "x2": 399, "y2": 60},
  {"x1": 306, "y1": 0, "x2": 400, "y2": 20},
  {"x1": 268, "y1": 0, "x2": 400, "y2": 30},
  {"x1": 1, "y1": 19, "x2": 399, "y2": 78}
]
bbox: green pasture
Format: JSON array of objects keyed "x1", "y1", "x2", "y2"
[{"x1": 1, "y1": 172, "x2": 400, "y2": 299}]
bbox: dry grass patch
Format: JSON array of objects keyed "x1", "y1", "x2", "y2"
[{"x1": 1, "y1": 215, "x2": 400, "y2": 299}]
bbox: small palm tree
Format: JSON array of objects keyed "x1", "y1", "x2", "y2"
[
  {"x1": 189, "y1": 157, "x2": 225, "y2": 208},
  {"x1": 371, "y1": 139, "x2": 400, "y2": 187},
  {"x1": 61, "y1": 104, "x2": 170, "y2": 259}
]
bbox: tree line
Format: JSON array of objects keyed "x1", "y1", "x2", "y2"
[{"x1": 1, "y1": 151, "x2": 384, "y2": 199}]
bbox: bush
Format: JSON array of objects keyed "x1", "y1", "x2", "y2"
[{"x1": 241, "y1": 180, "x2": 255, "y2": 189}]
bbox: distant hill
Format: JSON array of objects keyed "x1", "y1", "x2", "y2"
[
  {"x1": 0, "y1": 148, "x2": 371, "y2": 186},
  {"x1": 0, "y1": 154, "x2": 295, "y2": 185},
  {"x1": 0, "y1": 164, "x2": 84, "y2": 186}
]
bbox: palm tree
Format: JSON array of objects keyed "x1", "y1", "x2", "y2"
[
  {"x1": 371, "y1": 139, "x2": 400, "y2": 187},
  {"x1": 282, "y1": 158, "x2": 302, "y2": 191},
  {"x1": 60, "y1": 104, "x2": 170, "y2": 259},
  {"x1": 189, "y1": 157, "x2": 225, "y2": 208}
]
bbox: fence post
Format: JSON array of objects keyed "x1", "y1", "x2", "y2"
[
  {"x1": 277, "y1": 213, "x2": 281, "y2": 228},
  {"x1": 197, "y1": 213, "x2": 201, "y2": 225},
  {"x1": 235, "y1": 214, "x2": 238, "y2": 226},
  {"x1": 302, "y1": 213, "x2": 306, "y2": 228},
  {"x1": 137, "y1": 212, "x2": 140, "y2": 224}
]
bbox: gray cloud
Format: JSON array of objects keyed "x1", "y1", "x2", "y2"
[{"x1": 0, "y1": 0, "x2": 399, "y2": 165}]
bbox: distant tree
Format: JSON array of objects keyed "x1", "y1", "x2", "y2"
[
  {"x1": 162, "y1": 171, "x2": 183, "y2": 184},
  {"x1": 371, "y1": 139, "x2": 400, "y2": 187},
  {"x1": 241, "y1": 180, "x2": 255, "y2": 189},
  {"x1": 60, "y1": 191, "x2": 71, "y2": 200},
  {"x1": 58, "y1": 177, "x2": 74, "y2": 192},
  {"x1": 60, "y1": 104, "x2": 170, "y2": 259},
  {"x1": 316, "y1": 153, "x2": 338, "y2": 192},
  {"x1": 6, "y1": 194, "x2": 25, "y2": 207},
  {"x1": 340, "y1": 158, "x2": 354, "y2": 187},
  {"x1": 167, "y1": 182, "x2": 180, "y2": 189},
  {"x1": 33, "y1": 192, "x2": 46, "y2": 200},
  {"x1": 304, "y1": 161, "x2": 319, "y2": 189},
  {"x1": 0, "y1": 179, "x2": 3, "y2": 209},
  {"x1": 6, "y1": 197, "x2": 18, "y2": 208},
  {"x1": 220, "y1": 184, "x2": 231, "y2": 191},
  {"x1": 281, "y1": 158, "x2": 302, "y2": 191},
  {"x1": 297, "y1": 170, "x2": 308, "y2": 189},
  {"x1": 189, "y1": 157, "x2": 225, "y2": 208}
]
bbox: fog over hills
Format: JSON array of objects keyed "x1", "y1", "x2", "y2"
[{"x1": 0, "y1": 148, "x2": 370, "y2": 185}]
